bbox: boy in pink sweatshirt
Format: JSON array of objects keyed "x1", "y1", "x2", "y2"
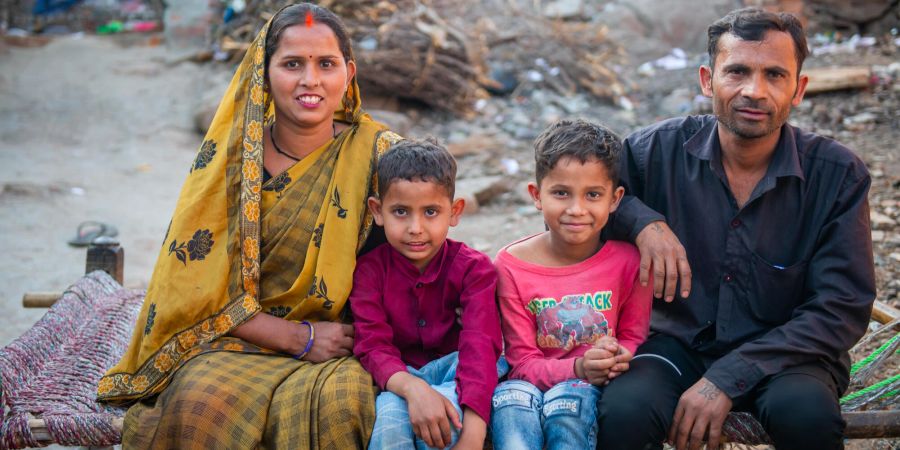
[{"x1": 490, "y1": 119, "x2": 652, "y2": 450}]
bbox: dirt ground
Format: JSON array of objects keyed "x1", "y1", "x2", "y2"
[{"x1": 1, "y1": 8, "x2": 898, "y2": 448}]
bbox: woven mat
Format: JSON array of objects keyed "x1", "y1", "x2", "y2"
[{"x1": 0, "y1": 271, "x2": 144, "y2": 448}]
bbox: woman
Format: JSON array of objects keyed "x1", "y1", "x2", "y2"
[{"x1": 97, "y1": 4, "x2": 401, "y2": 448}]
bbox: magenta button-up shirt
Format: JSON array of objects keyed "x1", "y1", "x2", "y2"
[{"x1": 350, "y1": 239, "x2": 502, "y2": 421}]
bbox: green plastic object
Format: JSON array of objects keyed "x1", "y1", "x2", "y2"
[{"x1": 96, "y1": 20, "x2": 123, "y2": 34}]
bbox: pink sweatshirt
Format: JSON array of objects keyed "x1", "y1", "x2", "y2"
[{"x1": 495, "y1": 235, "x2": 652, "y2": 390}]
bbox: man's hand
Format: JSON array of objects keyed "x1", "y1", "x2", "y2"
[
  {"x1": 635, "y1": 221, "x2": 692, "y2": 302},
  {"x1": 304, "y1": 322, "x2": 354, "y2": 362},
  {"x1": 400, "y1": 377, "x2": 462, "y2": 448},
  {"x1": 669, "y1": 377, "x2": 733, "y2": 450}
]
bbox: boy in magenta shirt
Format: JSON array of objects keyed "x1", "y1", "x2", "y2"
[
  {"x1": 490, "y1": 119, "x2": 652, "y2": 450},
  {"x1": 350, "y1": 139, "x2": 505, "y2": 450}
]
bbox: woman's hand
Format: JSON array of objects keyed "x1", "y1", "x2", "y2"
[{"x1": 303, "y1": 321, "x2": 354, "y2": 362}]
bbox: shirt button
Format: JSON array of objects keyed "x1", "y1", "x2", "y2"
[
  {"x1": 736, "y1": 380, "x2": 746, "y2": 390},
  {"x1": 417, "y1": 319, "x2": 426, "y2": 327},
  {"x1": 724, "y1": 274, "x2": 733, "y2": 282},
  {"x1": 731, "y1": 219, "x2": 742, "y2": 228},
  {"x1": 415, "y1": 282, "x2": 424, "y2": 289}
]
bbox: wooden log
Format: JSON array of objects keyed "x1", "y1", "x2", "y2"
[
  {"x1": 22, "y1": 292, "x2": 62, "y2": 308},
  {"x1": 802, "y1": 66, "x2": 871, "y2": 95},
  {"x1": 86, "y1": 237, "x2": 124, "y2": 285},
  {"x1": 871, "y1": 300, "x2": 900, "y2": 325},
  {"x1": 843, "y1": 410, "x2": 900, "y2": 439},
  {"x1": 27, "y1": 417, "x2": 123, "y2": 443}
]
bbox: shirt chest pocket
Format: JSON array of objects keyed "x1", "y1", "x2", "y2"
[{"x1": 747, "y1": 254, "x2": 808, "y2": 324}]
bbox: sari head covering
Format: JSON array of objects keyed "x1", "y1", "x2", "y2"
[{"x1": 98, "y1": 5, "x2": 402, "y2": 403}]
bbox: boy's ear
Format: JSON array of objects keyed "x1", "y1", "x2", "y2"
[
  {"x1": 609, "y1": 186, "x2": 625, "y2": 213},
  {"x1": 527, "y1": 182, "x2": 542, "y2": 210},
  {"x1": 449, "y1": 197, "x2": 465, "y2": 227},
  {"x1": 367, "y1": 196, "x2": 384, "y2": 226}
]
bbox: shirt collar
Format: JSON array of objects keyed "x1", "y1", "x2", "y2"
[
  {"x1": 684, "y1": 117, "x2": 805, "y2": 182},
  {"x1": 387, "y1": 240, "x2": 450, "y2": 283}
]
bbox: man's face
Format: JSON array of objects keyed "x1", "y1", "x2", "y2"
[{"x1": 700, "y1": 30, "x2": 808, "y2": 141}]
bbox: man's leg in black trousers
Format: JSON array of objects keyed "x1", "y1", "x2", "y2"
[
  {"x1": 596, "y1": 334, "x2": 707, "y2": 450},
  {"x1": 748, "y1": 363, "x2": 845, "y2": 450}
]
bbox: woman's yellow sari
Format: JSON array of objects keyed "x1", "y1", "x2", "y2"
[{"x1": 97, "y1": 11, "x2": 400, "y2": 404}]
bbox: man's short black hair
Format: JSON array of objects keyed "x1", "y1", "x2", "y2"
[
  {"x1": 533, "y1": 118, "x2": 621, "y2": 185},
  {"x1": 708, "y1": 7, "x2": 809, "y2": 74},
  {"x1": 376, "y1": 137, "x2": 457, "y2": 199}
]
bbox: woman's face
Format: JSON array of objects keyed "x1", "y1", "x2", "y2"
[{"x1": 267, "y1": 23, "x2": 356, "y2": 129}]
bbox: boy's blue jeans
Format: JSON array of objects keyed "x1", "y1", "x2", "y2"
[
  {"x1": 490, "y1": 379, "x2": 602, "y2": 450},
  {"x1": 369, "y1": 352, "x2": 509, "y2": 450}
]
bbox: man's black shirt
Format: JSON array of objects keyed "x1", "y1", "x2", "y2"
[{"x1": 607, "y1": 115, "x2": 876, "y2": 399}]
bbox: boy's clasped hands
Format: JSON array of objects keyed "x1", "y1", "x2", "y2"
[{"x1": 575, "y1": 336, "x2": 633, "y2": 386}]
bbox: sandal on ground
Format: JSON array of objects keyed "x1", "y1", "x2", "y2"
[{"x1": 67, "y1": 221, "x2": 119, "y2": 247}]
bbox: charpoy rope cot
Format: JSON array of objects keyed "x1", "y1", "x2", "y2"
[
  {"x1": 1, "y1": 269, "x2": 898, "y2": 448},
  {"x1": 719, "y1": 316, "x2": 900, "y2": 445},
  {"x1": 0, "y1": 271, "x2": 143, "y2": 449}
]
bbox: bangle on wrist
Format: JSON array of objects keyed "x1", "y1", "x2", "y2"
[{"x1": 291, "y1": 320, "x2": 314, "y2": 360}]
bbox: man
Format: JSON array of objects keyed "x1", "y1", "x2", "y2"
[{"x1": 598, "y1": 8, "x2": 876, "y2": 450}]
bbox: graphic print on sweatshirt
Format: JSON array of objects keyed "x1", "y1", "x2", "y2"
[{"x1": 527, "y1": 291, "x2": 612, "y2": 350}]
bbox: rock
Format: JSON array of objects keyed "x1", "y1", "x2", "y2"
[
  {"x1": 458, "y1": 193, "x2": 479, "y2": 215},
  {"x1": 455, "y1": 176, "x2": 515, "y2": 212},
  {"x1": 659, "y1": 87, "x2": 695, "y2": 118},
  {"x1": 514, "y1": 127, "x2": 539, "y2": 140},
  {"x1": 543, "y1": 0, "x2": 584, "y2": 19},
  {"x1": 368, "y1": 110, "x2": 412, "y2": 137},
  {"x1": 843, "y1": 112, "x2": 879, "y2": 126},
  {"x1": 871, "y1": 211, "x2": 896, "y2": 230},
  {"x1": 556, "y1": 95, "x2": 590, "y2": 114},
  {"x1": 872, "y1": 230, "x2": 885, "y2": 242},
  {"x1": 447, "y1": 134, "x2": 503, "y2": 158},
  {"x1": 486, "y1": 65, "x2": 519, "y2": 96}
]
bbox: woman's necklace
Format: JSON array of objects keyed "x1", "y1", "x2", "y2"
[{"x1": 270, "y1": 123, "x2": 336, "y2": 162}]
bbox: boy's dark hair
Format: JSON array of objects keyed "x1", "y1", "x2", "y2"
[
  {"x1": 708, "y1": 8, "x2": 808, "y2": 75},
  {"x1": 376, "y1": 137, "x2": 457, "y2": 199},
  {"x1": 533, "y1": 118, "x2": 621, "y2": 185}
]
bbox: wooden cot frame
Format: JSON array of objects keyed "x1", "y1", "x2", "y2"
[{"x1": 12, "y1": 241, "x2": 900, "y2": 447}]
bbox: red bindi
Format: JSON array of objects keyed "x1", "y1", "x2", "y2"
[{"x1": 305, "y1": 11, "x2": 313, "y2": 28}]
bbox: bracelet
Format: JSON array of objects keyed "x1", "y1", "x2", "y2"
[{"x1": 293, "y1": 320, "x2": 315, "y2": 360}]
